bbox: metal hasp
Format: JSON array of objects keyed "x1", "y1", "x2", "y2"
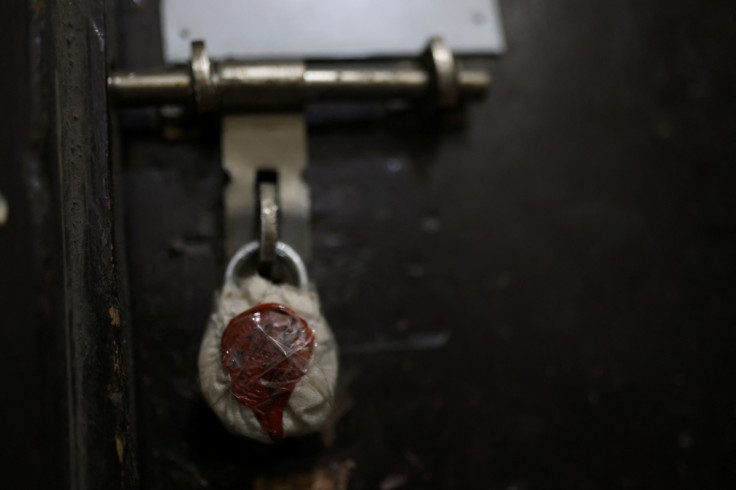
[
  {"x1": 221, "y1": 114, "x2": 311, "y2": 260},
  {"x1": 108, "y1": 38, "x2": 491, "y2": 111}
]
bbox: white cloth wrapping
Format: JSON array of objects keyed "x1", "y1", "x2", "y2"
[{"x1": 198, "y1": 275, "x2": 338, "y2": 443}]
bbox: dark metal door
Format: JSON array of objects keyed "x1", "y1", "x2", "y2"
[{"x1": 2, "y1": 0, "x2": 735, "y2": 488}]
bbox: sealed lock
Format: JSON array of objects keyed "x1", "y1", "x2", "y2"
[{"x1": 198, "y1": 241, "x2": 338, "y2": 443}]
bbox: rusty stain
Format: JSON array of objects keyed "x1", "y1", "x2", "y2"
[
  {"x1": 30, "y1": 0, "x2": 45, "y2": 20},
  {"x1": 109, "y1": 305, "x2": 120, "y2": 326},
  {"x1": 115, "y1": 434, "x2": 125, "y2": 464},
  {"x1": 253, "y1": 460, "x2": 355, "y2": 490},
  {"x1": 113, "y1": 342, "x2": 121, "y2": 375},
  {"x1": 380, "y1": 473, "x2": 408, "y2": 490}
]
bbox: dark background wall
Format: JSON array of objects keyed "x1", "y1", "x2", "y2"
[{"x1": 2, "y1": 0, "x2": 735, "y2": 488}]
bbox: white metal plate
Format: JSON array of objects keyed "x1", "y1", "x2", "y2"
[{"x1": 161, "y1": 0, "x2": 505, "y2": 63}]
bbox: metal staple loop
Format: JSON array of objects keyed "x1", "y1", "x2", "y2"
[
  {"x1": 258, "y1": 181, "x2": 279, "y2": 266},
  {"x1": 190, "y1": 40, "x2": 216, "y2": 112}
]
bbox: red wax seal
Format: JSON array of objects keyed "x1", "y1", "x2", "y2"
[{"x1": 221, "y1": 303, "x2": 315, "y2": 440}]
